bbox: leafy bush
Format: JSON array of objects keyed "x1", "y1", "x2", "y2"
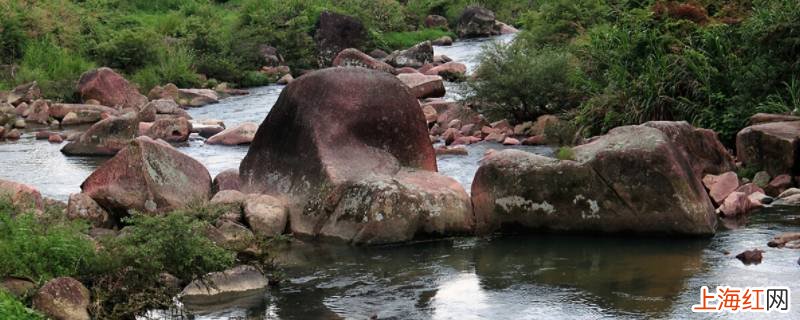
[
  {"x1": 0, "y1": 289, "x2": 45, "y2": 320},
  {"x1": 90, "y1": 212, "x2": 234, "y2": 318},
  {"x1": 0, "y1": 199, "x2": 96, "y2": 284},
  {"x1": 95, "y1": 28, "x2": 161, "y2": 73},
  {"x1": 131, "y1": 45, "x2": 201, "y2": 93},
  {"x1": 378, "y1": 28, "x2": 453, "y2": 50},
  {"x1": 469, "y1": 42, "x2": 583, "y2": 123},
  {"x1": 12, "y1": 40, "x2": 95, "y2": 102}
]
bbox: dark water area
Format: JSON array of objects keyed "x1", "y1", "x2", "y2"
[{"x1": 172, "y1": 208, "x2": 799, "y2": 320}]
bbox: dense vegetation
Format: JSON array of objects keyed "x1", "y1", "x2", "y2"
[
  {"x1": 0, "y1": 0, "x2": 529, "y2": 101},
  {"x1": 0, "y1": 197, "x2": 268, "y2": 319},
  {"x1": 470, "y1": 0, "x2": 800, "y2": 144}
]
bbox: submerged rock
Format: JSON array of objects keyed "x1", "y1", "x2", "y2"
[
  {"x1": 735, "y1": 249, "x2": 764, "y2": 265},
  {"x1": 240, "y1": 68, "x2": 473, "y2": 244},
  {"x1": 77, "y1": 67, "x2": 147, "y2": 109},
  {"x1": 32, "y1": 277, "x2": 90, "y2": 320},
  {"x1": 181, "y1": 265, "x2": 268, "y2": 307},
  {"x1": 81, "y1": 136, "x2": 211, "y2": 215},
  {"x1": 472, "y1": 125, "x2": 717, "y2": 236},
  {"x1": 61, "y1": 112, "x2": 139, "y2": 156}
]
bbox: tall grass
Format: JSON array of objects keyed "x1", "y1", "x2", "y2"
[{"x1": 12, "y1": 40, "x2": 95, "y2": 102}]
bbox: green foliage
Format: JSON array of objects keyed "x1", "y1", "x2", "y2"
[
  {"x1": 469, "y1": 42, "x2": 583, "y2": 123},
  {"x1": 556, "y1": 146, "x2": 576, "y2": 161},
  {"x1": 0, "y1": 289, "x2": 45, "y2": 320},
  {"x1": 13, "y1": 40, "x2": 95, "y2": 102},
  {"x1": 94, "y1": 28, "x2": 160, "y2": 73},
  {"x1": 0, "y1": 200, "x2": 96, "y2": 285},
  {"x1": 90, "y1": 212, "x2": 234, "y2": 318},
  {"x1": 378, "y1": 29, "x2": 453, "y2": 51},
  {"x1": 518, "y1": 0, "x2": 611, "y2": 47},
  {"x1": 131, "y1": 46, "x2": 201, "y2": 93}
]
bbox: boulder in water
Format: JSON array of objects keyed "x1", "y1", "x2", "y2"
[
  {"x1": 472, "y1": 125, "x2": 717, "y2": 236},
  {"x1": 239, "y1": 68, "x2": 473, "y2": 244},
  {"x1": 61, "y1": 112, "x2": 139, "y2": 156},
  {"x1": 145, "y1": 117, "x2": 192, "y2": 142},
  {"x1": 81, "y1": 136, "x2": 211, "y2": 215},
  {"x1": 396, "y1": 73, "x2": 445, "y2": 99},
  {"x1": 77, "y1": 67, "x2": 147, "y2": 109},
  {"x1": 736, "y1": 121, "x2": 800, "y2": 176},
  {"x1": 206, "y1": 122, "x2": 258, "y2": 145}
]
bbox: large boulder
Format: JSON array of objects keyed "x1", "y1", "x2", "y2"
[
  {"x1": 147, "y1": 99, "x2": 192, "y2": 119},
  {"x1": 32, "y1": 277, "x2": 90, "y2": 320},
  {"x1": 243, "y1": 194, "x2": 288, "y2": 237},
  {"x1": 77, "y1": 67, "x2": 147, "y2": 109},
  {"x1": 61, "y1": 112, "x2": 139, "y2": 156},
  {"x1": 314, "y1": 11, "x2": 367, "y2": 67},
  {"x1": 332, "y1": 48, "x2": 397, "y2": 74},
  {"x1": 472, "y1": 125, "x2": 717, "y2": 236},
  {"x1": 643, "y1": 121, "x2": 735, "y2": 176},
  {"x1": 206, "y1": 122, "x2": 258, "y2": 145},
  {"x1": 736, "y1": 121, "x2": 800, "y2": 176},
  {"x1": 81, "y1": 136, "x2": 211, "y2": 215},
  {"x1": 396, "y1": 73, "x2": 445, "y2": 99},
  {"x1": 239, "y1": 68, "x2": 473, "y2": 244},
  {"x1": 457, "y1": 6, "x2": 500, "y2": 38},
  {"x1": 0, "y1": 178, "x2": 44, "y2": 213},
  {"x1": 749, "y1": 113, "x2": 800, "y2": 125},
  {"x1": 384, "y1": 41, "x2": 434, "y2": 68},
  {"x1": 212, "y1": 169, "x2": 241, "y2": 193}
]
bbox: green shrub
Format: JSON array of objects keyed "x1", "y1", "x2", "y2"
[
  {"x1": 95, "y1": 28, "x2": 160, "y2": 73},
  {"x1": 240, "y1": 71, "x2": 273, "y2": 88},
  {"x1": 0, "y1": 289, "x2": 45, "y2": 320},
  {"x1": 518, "y1": 0, "x2": 610, "y2": 47},
  {"x1": 90, "y1": 212, "x2": 234, "y2": 318},
  {"x1": 469, "y1": 42, "x2": 584, "y2": 123},
  {"x1": 556, "y1": 146, "x2": 576, "y2": 161},
  {"x1": 378, "y1": 28, "x2": 453, "y2": 50},
  {"x1": 0, "y1": 200, "x2": 96, "y2": 284},
  {"x1": 131, "y1": 45, "x2": 200, "y2": 93}
]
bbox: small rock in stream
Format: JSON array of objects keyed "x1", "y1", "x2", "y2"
[{"x1": 735, "y1": 249, "x2": 764, "y2": 265}]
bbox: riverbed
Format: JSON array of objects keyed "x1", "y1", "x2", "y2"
[{"x1": 1, "y1": 35, "x2": 798, "y2": 319}]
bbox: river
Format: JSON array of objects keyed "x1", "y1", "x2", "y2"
[{"x1": 1, "y1": 34, "x2": 798, "y2": 319}]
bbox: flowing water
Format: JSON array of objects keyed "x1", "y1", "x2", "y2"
[{"x1": 1, "y1": 35, "x2": 798, "y2": 319}]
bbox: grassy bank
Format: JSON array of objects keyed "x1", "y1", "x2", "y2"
[
  {"x1": 468, "y1": 0, "x2": 800, "y2": 144},
  {"x1": 0, "y1": 197, "x2": 277, "y2": 319},
  {"x1": 0, "y1": 0, "x2": 527, "y2": 102}
]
